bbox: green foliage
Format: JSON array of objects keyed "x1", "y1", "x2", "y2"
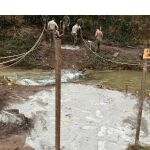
[
  {"x1": 88, "y1": 55, "x2": 99, "y2": 66},
  {"x1": 23, "y1": 16, "x2": 42, "y2": 26},
  {"x1": 0, "y1": 15, "x2": 149, "y2": 46}
]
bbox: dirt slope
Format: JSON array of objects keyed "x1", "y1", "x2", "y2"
[{"x1": 35, "y1": 36, "x2": 143, "y2": 71}]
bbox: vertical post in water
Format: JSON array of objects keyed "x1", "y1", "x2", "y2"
[
  {"x1": 125, "y1": 84, "x2": 128, "y2": 94},
  {"x1": 135, "y1": 60, "x2": 147, "y2": 149},
  {"x1": 55, "y1": 38, "x2": 61, "y2": 150}
]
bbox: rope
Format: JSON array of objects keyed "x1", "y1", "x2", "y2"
[
  {"x1": 0, "y1": 26, "x2": 45, "y2": 70},
  {"x1": 0, "y1": 53, "x2": 26, "y2": 60},
  {"x1": 81, "y1": 36, "x2": 141, "y2": 66},
  {"x1": 0, "y1": 54, "x2": 24, "y2": 65}
]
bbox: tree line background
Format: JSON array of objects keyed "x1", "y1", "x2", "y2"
[{"x1": 0, "y1": 15, "x2": 149, "y2": 46}]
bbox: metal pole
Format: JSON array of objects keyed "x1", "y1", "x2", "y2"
[
  {"x1": 135, "y1": 61, "x2": 147, "y2": 149},
  {"x1": 55, "y1": 38, "x2": 61, "y2": 150}
]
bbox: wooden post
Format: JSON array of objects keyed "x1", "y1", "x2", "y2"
[
  {"x1": 55, "y1": 38, "x2": 61, "y2": 150},
  {"x1": 135, "y1": 61, "x2": 147, "y2": 149},
  {"x1": 125, "y1": 84, "x2": 128, "y2": 94}
]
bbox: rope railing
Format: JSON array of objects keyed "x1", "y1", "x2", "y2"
[
  {"x1": 0, "y1": 25, "x2": 45, "y2": 70},
  {"x1": 0, "y1": 53, "x2": 26, "y2": 60},
  {"x1": 81, "y1": 37, "x2": 142, "y2": 67},
  {"x1": 0, "y1": 54, "x2": 24, "y2": 65}
]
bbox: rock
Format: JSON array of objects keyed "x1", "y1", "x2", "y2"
[
  {"x1": 6, "y1": 109, "x2": 19, "y2": 114},
  {"x1": 83, "y1": 68, "x2": 92, "y2": 75},
  {"x1": 0, "y1": 111, "x2": 33, "y2": 136},
  {"x1": 113, "y1": 52, "x2": 119, "y2": 57},
  {"x1": 96, "y1": 83, "x2": 105, "y2": 89}
]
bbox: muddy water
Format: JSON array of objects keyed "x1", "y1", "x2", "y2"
[
  {"x1": 1, "y1": 68, "x2": 82, "y2": 86},
  {"x1": 1, "y1": 69, "x2": 150, "y2": 150},
  {"x1": 2, "y1": 69, "x2": 150, "y2": 93},
  {"x1": 77, "y1": 70, "x2": 150, "y2": 95}
]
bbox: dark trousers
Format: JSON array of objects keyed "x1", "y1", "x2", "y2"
[
  {"x1": 49, "y1": 30, "x2": 55, "y2": 47},
  {"x1": 71, "y1": 32, "x2": 77, "y2": 46}
]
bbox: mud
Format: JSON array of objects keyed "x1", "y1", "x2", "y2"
[
  {"x1": 36, "y1": 41, "x2": 92, "y2": 70},
  {"x1": 36, "y1": 40, "x2": 143, "y2": 70}
]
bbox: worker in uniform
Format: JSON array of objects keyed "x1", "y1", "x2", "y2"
[
  {"x1": 47, "y1": 18, "x2": 58, "y2": 47},
  {"x1": 95, "y1": 27, "x2": 103, "y2": 52},
  {"x1": 71, "y1": 23, "x2": 81, "y2": 46},
  {"x1": 76, "y1": 18, "x2": 84, "y2": 43},
  {"x1": 62, "y1": 15, "x2": 70, "y2": 33},
  {"x1": 77, "y1": 17, "x2": 83, "y2": 27}
]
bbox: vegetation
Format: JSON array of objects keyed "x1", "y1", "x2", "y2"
[{"x1": 0, "y1": 16, "x2": 149, "y2": 45}]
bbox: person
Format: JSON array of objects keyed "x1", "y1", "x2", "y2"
[
  {"x1": 77, "y1": 18, "x2": 83, "y2": 27},
  {"x1": 62, "y1": 15, "x2": 70, "y2": 33},
  {"x1": 47, "y1": 18, "x2": 58, "y2": 47},
  {"x1": 71, "y1": 23, "x2": 81, "y2": 46},
  {"x1": 95, "y1": 27, "x2": 103, "y2": 52},
  {"x1": 55, "y1": 29, "x2": 64, "y2": 39}
]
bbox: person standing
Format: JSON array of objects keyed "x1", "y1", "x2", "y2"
[
  {"x1": 77, "y1": 17, "x2": 83, "y2": 27},
  {"x1": 62, "y1": 15, "x2": 70, "y2": 33},
  {"x1": 47, "y1": 18, "x2": 58, "y2": 47},
  {"x1": 71, "y1": 23, "x2": 81, "y2": 46},
  {"x1": 95, "y1": 27, "x2": 103, "y2": 52}
]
